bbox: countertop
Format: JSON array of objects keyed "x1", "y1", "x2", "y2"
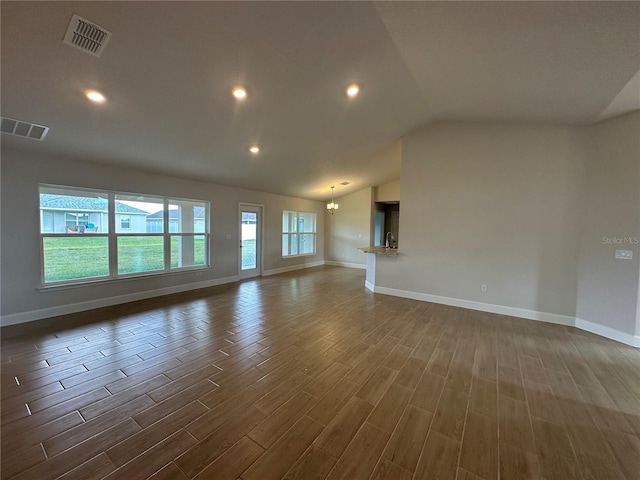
[{"x1": 358, "y1": 246, "x2": 399, "y2": 256}]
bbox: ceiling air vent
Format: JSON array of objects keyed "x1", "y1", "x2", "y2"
[
  {"x1": 1, "y1": 117, "x2": 50, "y2": 141},
  {"x1": 63, "y1": 14, "x2": 111, "y2": 57}
]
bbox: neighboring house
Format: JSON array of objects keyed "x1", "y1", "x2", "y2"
[
  {"x1": 241, "y1": 211, "x2": 257, "y2": 225},
  {"x1": 39, "y1": 194, "x2": 149, "y2": 233},
  {"x1": 146, "y1": 206, "x2": 206, "y2": 233}
]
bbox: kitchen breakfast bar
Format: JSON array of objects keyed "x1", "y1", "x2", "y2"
[{"x1": 358, "y1": 246, "x2": 399, "y2": 292}]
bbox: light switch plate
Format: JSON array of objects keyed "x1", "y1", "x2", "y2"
[{"x1": 615, "y1": 250, "x2": 633, "y2": 260}]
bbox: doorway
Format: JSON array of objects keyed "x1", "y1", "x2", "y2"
[
  {"x1": 239, "y1": 204, "x2": 263, "y2": 279},
  {"x1": 374, "y1": 202, "x2": 400, "y2": 248}
]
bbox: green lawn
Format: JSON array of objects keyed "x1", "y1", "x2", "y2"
[
  {"x1": 242, "y1": 238, "x2": 256, "y2": 269},
  {"x1": 43, "y1": 236, "x2": 206, "y2": 283}
]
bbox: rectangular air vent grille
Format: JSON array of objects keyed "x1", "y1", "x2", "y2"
[
  {"x1": 63, "y1": 14, "x2": 111, "y2": 57},
  {"x1": 1, "y1": 117, "x2": 50, "y2": 141}
]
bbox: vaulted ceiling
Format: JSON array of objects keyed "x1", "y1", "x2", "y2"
[{"x1": 2, "y1": 1, "x2": 639, "y2": 200}]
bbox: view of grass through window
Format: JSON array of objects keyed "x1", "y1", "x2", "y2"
[
  {"x1": 43, "y1": 237, "x2": 109, "y2": 283},
  {"x1": 43, "y1": 236, "x2": 207, "y2": 283}
]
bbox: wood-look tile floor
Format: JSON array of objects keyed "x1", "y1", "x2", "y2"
[{"x1": 2, "y1": 266, "x2": 639, "y2": 480}]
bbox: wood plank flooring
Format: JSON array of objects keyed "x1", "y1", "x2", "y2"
[{"x1": 1, "y1": 266, "x2": 639, "y2": 480}]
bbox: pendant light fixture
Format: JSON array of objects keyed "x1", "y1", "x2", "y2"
[{"x1": 327, "y1": 186, "x2": 339, "y2": 214}]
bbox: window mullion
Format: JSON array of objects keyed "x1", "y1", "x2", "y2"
[
  {"x1": 163, "y1": 198, "x2": 170, "y2": 271},
  {"x1": 108, "y1": 193, "x2": 117, "y2": 278}
]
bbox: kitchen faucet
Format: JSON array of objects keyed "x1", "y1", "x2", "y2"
[{"x1": 385, "y1": 231, "x2": 394, "y2": 248}]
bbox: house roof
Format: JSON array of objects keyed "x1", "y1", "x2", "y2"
[
  {"x1": 147, "y1": 207, "x2": 205, "y2": 220},
  {"x1": 3, "y1": 2, "x2": 639, "y2": 200},
  {"x1": 40, "y1": 194, "x2": 149, "y2": 214}
]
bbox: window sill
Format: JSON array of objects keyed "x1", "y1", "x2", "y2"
[
  {"x1": 281, "y1": 253, "x2": 317, "y2": 260},
  {"x1": 38, "y1": 266, "x2": 211, "y2": 291}
]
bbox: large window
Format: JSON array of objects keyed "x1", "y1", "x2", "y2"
[
  {"x1": 39, "y1": 185, "x2": 210, "y2": 285},
  {"x1": 282, "y1": 210, "x2": 316, "y2": 257}
]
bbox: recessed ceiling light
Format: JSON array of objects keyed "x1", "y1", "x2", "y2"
[
  {"x1": 85, "y1": 90, "x2": 106, "y2": 104},
  {"x1": 249, "y1": 145, "x2": 260, "y2": 154},
  {"x1": 346, "y1": 84, "x2": 359, "y2": 97},
  {"x1": 233, "y1": 87, "x2": 247, "y2": 99}
]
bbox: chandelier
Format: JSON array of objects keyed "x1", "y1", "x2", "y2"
[{"x1": 326, "y1": 186, "x2": 339, "y2": 214}]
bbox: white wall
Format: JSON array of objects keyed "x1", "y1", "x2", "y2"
[
  {"x1": 576, "y1": 112, "x2": 640, "y2": 338},
  {"x1": 324, "y1": 187, "x2": 373, "y2": 268},
  {"x1": 376, "y1": 122, "x2": 587, "y2": 321},
  {"x1": 372, "y1": 118, "x2": 640, "y2": 345},
  {"x1": 375, "y1": 180, "x2": 400, "y2": 202},
  {"x1": 4, "y1": 115, "x2": 639, "y2": 344},
  {"x1": 1, "y1": 149, "x2": 325, "y2": 325}
]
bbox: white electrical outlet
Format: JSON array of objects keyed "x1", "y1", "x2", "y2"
[
  {"x1": 481, "y1": 284, "x2": 488, "y2": 292},
  {"x1": 615, "y1": 250, "x2": 633, "y2": 260}
]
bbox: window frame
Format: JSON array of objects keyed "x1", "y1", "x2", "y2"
[
  {"x1": 282, "y1": 210, "x2": 317, "y2": 258},
  {"x1": 39, "y1": 184, "x2": 210, "y2": 287}
]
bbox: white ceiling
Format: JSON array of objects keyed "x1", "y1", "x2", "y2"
[{"x1": 2, "y1": 1, "x2": 639, "y2": 201}]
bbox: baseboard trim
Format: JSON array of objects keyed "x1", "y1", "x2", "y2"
[
  {"x1": 262, "y1": 261, "x2": 325, "y2": 277},
  {"x1": 372, "y1": 285, "x2": 638, "y2": 347},
  {"x1": 373, "y1": 286, "x2": 575, "y2": 326},
  {"x1": 575, "y1": 318, "x2": 640, "y2": 348},
  {"x1": 1, "y1": 276, "x2": 239, "y2": 327},
  {"x1": 2, "y1": 261, "x2": 327, "y2": 326},
  {"x1": 4, "y1": 267, "x2": 637, "y2": 348},
  {"x1": 324, "y1": 261, "x2": 366, "y2": 270}
]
